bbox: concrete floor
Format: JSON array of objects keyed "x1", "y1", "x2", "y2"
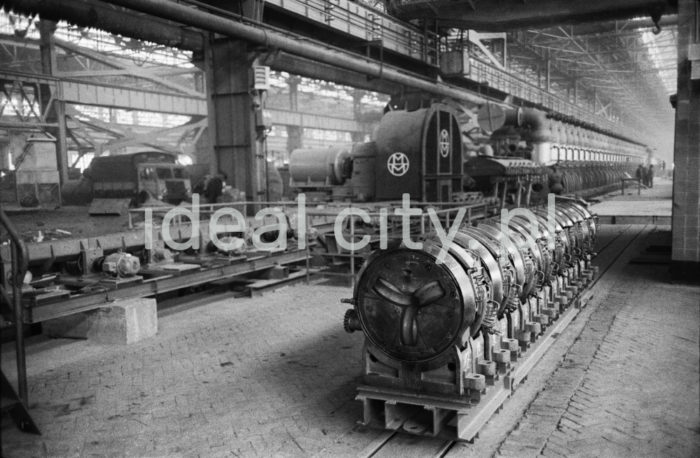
[
  {"x1": 494, "y1": 235, "x2": 700, "y2": 457},
  {"x1": 589, "y1": 177, "x2": 673, "y2": 221}
]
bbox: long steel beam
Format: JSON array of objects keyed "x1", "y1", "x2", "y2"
[
  {"x1": 23, "y1": 0, "x2": 485, "y2": 105},
  {"x1": 0, "y1": 0, "x2": 204, "y2": 51},
  {"x1": 389, "y1": 0, "x2": 677, "y2": 31},
  {"x1": 1, "y1": 71, "x2": 363, "y2": 131},
  {"x1": 28, "y1": 249, "x2": 309, "y2": 322}
]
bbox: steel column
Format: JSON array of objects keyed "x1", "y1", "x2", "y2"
[
  {"x1": 207, "y1": 39, "x2": 262, "y2": 206},
  {"x1": 38, "y1": 20, "x2": 69, "y2": 185},
  {"x1": 670, "y1": 0, "x2": 700, "y2": 280}
]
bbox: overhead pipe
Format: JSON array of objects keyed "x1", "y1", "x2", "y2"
[
  {"x1": 33, "y1": 0, "x2": 485, "y2": 105},
  {"x1": 1, "y1": 0, "x2": 204, "y2": 51}
]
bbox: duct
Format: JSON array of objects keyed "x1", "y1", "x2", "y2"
[
  {"x1": 1, "y1": 0, "x2": 204, "y2": 51},
  {"x1": 69, "y1": 0, "x2": 485, "y2": 104},
  {"x1": 476, "y1": 102, "x2": 521, "y2": 133},
  {"x1": 477, "y1": 104, "x2": 557, "y2": 164},
  {"x1": 388, "y1": 0, "x2": 676, "y2": 32},
  {"x1": 519, "y1": 108, "x2": 554, "y2": 143},
  {"x1": 477, "y1": 104, "x2": 552, "y2": 141}
]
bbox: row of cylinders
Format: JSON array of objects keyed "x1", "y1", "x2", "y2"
[
  {"x1": 537, "y1": 120, "x2": 646, "y2": 158},
  {"x1": 345, "y1": 198, "x2": 598, "y2": 369},
  {"x1": 557, "y1": 161, "x2": 637, "y2": 193}
]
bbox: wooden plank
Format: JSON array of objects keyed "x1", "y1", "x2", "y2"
[
  {"x1": 156, "y1": 263, "x2": 202, "y2": 272},
  {"x1": 247, "y1": 269, "x2": 311, "y2": 296}
]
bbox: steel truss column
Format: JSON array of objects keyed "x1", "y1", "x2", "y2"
[
  {"x1": 286, "y1": 76, "x2": 302, "y2": 153},
  {"x1": 671, "y1": 0, "x2": 700, "y2": 281},
  {"x1": 38, "y1": 19, "x2": 69, "y2": 185},
  {"x1": 286, "y1": 126, "x2": 303, "y2": 154},
  {"x1": 206, "y1": 38, "x2": 262, "y2": 208}
]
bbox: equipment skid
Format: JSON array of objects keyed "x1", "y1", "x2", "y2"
[{"x1": 343, "y1": 199, "x2": 599, "y2": 441}]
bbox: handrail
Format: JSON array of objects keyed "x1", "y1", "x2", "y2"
[
  {"x1": 466, "y1": 57, "x2": 628, "y2": 135},
  {"x1": 0, "y1": 206, "x2": 30, "y2": 404},
  {"x1": 0, "y1": 211, "x2": 28, "y2": 279}
]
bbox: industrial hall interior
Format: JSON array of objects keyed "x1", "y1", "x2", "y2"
[{"x1": 0, "y1": 0, "x2": 698, "y2": 456}]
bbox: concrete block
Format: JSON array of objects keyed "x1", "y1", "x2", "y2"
[{"x1": 43, "y1": 298, "x2": 157, "y2": 344}]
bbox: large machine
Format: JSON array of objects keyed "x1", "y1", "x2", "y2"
[
  {"x1": 465, "y1": 103, "x2": 647, "y2": 200},
  {"x1": 83, "y1": 151, "x2": 192, "y2": 205},
  {"x1": 289, "y1": 103, "x2": 465, "y2": 202},
  {"x1": 289, "y1": 102, "x2": 648, "y2": 205},
  {"x1": 342, "y1": 198, "x2": 598, "y2": 440}
]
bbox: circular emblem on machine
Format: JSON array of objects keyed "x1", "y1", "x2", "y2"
[
  {"x1": 387, "y1": 152, "x2": 410, "y2": 177},
  {"x1": 439, "y1": 129, "x2": 450, "y2": 158}
]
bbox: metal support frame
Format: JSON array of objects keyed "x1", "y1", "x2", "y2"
[
  {"x1": 507, "y1": 23, "x2": 676, "y2": 151},
  {"x1": 52, "y1": 38, "x2": 204, "y2": 98},
  {"x1": 27, "y1": 248, "x2": 310, "y2": 323},
  {"x1": 84, "y1": 0, "x2": 486, "y2": 104},
  {"x1": 468, "y1": 31, "x2": 507, "y2": 71},
  {"x1": 0, "y1": 208, "x2": 40, "y2": 435},
  {"x1": 38, "y1": 20, "x2": 69, "y2": 184},
  {"x1": 206, "y1": 39, "x2": 263, "y2": 205}
]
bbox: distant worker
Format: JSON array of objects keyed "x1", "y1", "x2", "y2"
[
  {"x1": 204, "y1": 172, "x2": 226, "y2": 203},
  {"x1": 640, "y1": 164, "x2": 649, "y2": 186},
  {"x1": 647, "y1": 164, "x2": 654, "y2": 188},
  {"x1": 193, "y1": 174, "x2": 211, "y2": 197},
  {"x1": 548, "y1": 165, "x2": 564, "y2": 195},
  {"x1": 635, "y1": 164, "x2": 644, "y2": 183}
]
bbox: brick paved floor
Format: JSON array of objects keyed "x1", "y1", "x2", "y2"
[
  {"x1": 2, "y1": 225, "x2": 698, "y2": 457},
  {"x1": 496, "y1": 259, "x2": 700, "y2": 457},
  {"x1": 2, "y1": 282, "x2": 387, "y2": 457}
]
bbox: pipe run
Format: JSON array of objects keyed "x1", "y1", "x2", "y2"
[
  {"x1": 478, "y1": 103, "x2": 645, "y2": 147},
  {"x1": 94, "y1": 0, "x2": 485, "y2": 104},
  {"x1": 1, "y1": 0, "x2": 204, "y2": 51}
]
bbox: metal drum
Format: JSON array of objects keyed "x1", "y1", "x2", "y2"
[
  {"x1": 289, "y1": 146, "x2": 352, "y2": 186},
  {"x1": 558, "y1": 200, "x2": 597, "y2": 249},
  {"x1": 512, "y1": 213, "x2": 555, "y2": 284},
  {"x1": 345, "y1": 199, "x2": 599, "y2": 373},
  {"x1": 460, "y1": 226, "x2": 516, "y2": 316},
  {"x1": 530, "y1": 207, "x2": 570, "y2": 275},
  {"x1": 351, "y1": 246, "x2": 479, "y2": 369},
  {"x1": 474, "y1": 223, "x2": 529, "y2": 306}
]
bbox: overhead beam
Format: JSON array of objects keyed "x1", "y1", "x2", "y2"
[
  {"x1": 69, "y1": 0, "x2": 486, "y2": 105},
  {"x1": 59, "y1": 78, "x2": 206, "y2": 115},
  {"x1": 102, "y1": 118, "x2": 206, "y2": 151},
  {"x1": 389, "y1": 0, "x2": 677, "y2": 31},
  {"x1": 469, "y1": 32, "x2": 507, "y2": 71},
  {"x1": 561, "y1": 15, "x2": 679, "y2": 38},
  {"x1": 1, "y1": 70, "x2": 364, "y2": 132},
  {"x1": 0, "y1": 0, "x2": 204, "y2": 52},
  {"x1": 53, "y1": 38, "x2": 203, "y2": 97},
  {"x1": 261, "y1": 51, "x2": 399, "y2": 95}
]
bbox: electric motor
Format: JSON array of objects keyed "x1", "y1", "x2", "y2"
[
  {"x1": 101, "y1": 252, "x2": 141, "y2": 277},
  {"x1": 345, "y1": 200, "x2": 596, "y2": 371}
]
